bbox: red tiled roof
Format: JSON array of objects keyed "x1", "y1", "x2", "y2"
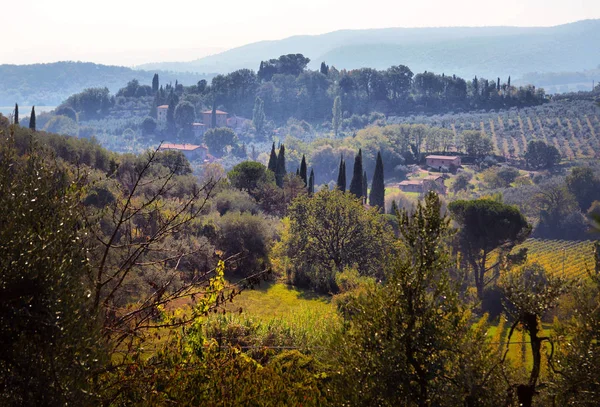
[
  {"x1": 159, "y1": 143, "x2": 207, "y2": 152},
  {"x1": 192, "y1": 122, "x2": 205, "y2": 126},
  {"x1": 157, "y1": 105, "x2": 169, "y2": 109},
  {"x1": 201, "y1": 110, "x2": 227, "y2": 114}
]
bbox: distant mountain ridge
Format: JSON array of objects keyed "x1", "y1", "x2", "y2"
[
  {"x1": 0, "y1": 61, "x2": 215, "y2": 106},
  {"x1": 138, "y1": 20, "x2": 600, "y2": 82}
]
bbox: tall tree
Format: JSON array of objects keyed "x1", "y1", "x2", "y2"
[
  {"x1": 14, "y1": 103, "x2": 18, "y2": 125},
  {"x1": 332, "y1": 96, "x2": 342, "y2": 138},
  {"x1": 336, "y1": 156, "x2": 346, "y2": 192},
  {"x1": 448, "y1": 199, "x2": 531, "y2": 300},
  {"x1": 267, "y1": 142, "x2": 277, "y2": 173},
  {"x1": 308, "y1": 169, "x2": 314, "y2": 196},
  {"x1": 299, "y1": 155, "x2": 308, "y2": 187},
  {"x1": 28, "y1": 106, "x2": 36, "y2": 131},
  {"x1": 331, "y1": 192, "x2": 496, "y2": 407},
  {"x1": 275, "y1": 144, "x2": 286, "y2": 188},
  {"x1": 252, "y1": 97, "x2": 266, "y2": 138},
  {"x1": 497, "y1": 77, "x2": 500, "y2": 91},
  {"x1": 349, "y1": 149, "x2": 363, "y2": 199},
  {"x1": 508, "y1": 76, "x2": 511, "y2": 88},
  {"x1": 566, "y1": 166, "x2": 600, "y2": 212},
  {"x1": 362, "y1": 171, "x2": 368, "y2": 202},
  {"x1": 152, "y1": 73, "x2": 159, "y2": 93},
  {"x1": 320, "y1": 62, "x2": 329, "y2": 75},
  {"x1": 369, "y1": 151, "x2": 385, "y2": 212}
]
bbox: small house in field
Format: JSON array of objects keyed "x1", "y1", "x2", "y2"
[
  {"x1": 399, "y1": 175, "x2": 445, "y2": 194},
  {"x1": 425, "y1": 155, "x2": 461, "y2": 169},
  {"x1": 201, "y1": 110, "x2": 228, "y2": 128},
  {"x1": 157, "y1": 105, "x2": 169, "y2": 124},
  {"x1": 159, "y1": 143, "x2": 208, "y2": 161}
]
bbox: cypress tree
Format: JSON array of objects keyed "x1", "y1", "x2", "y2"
[
  {"x1": 211, "y1": 104, "x2": 217, "y2": 128},
  {"x1": 391, "y1": 200, "x2": 399, "y2": 215},
  {"x1": 362, "y1": 171, "x2": 368, "y2": 202},
  {"x1": 349, "y1": 149, "x2": 363, "y2": 199},
  {"x1": 29, "y1": 106, "x2": 36, "y2": 131},
  {"x1": 369, "y1": 151, "x2": 385, "y2": 212},
  {"x1": 152, "y1": 74, "x2": 159, "y2": 93},
  {"x1": 300, "y1": 155, "x2": 308, "y2": 186},
  {"x1": 275, "y1": 144, "x2": 286, "y2": 188},
  {"x1": 308, "y1": 169, "x2": 314, "y2": 196},
  {"x1": 296, "y1": 167, "x2": 300, "y2": 176},
  {"x1": 508, "y1": 76, "x2": 511, "y2": 88},
  {"x1": 336, "y1": 156, "x2": 346, "y2": 192},
  {"x1": 14, "y1": 103, "x2": 18, "y2": 125},
  {"x1": 267, "y1": 142, "x2": 277, "y2": 173},
  {"x1": 497, "y1": 77, "x2": 500, "y2": 91}
]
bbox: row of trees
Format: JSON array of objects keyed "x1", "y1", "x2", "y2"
[{"x1": 141, "y1": 54, "x2": 547, "y2": 128}]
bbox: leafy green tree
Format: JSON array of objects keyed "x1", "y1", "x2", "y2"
[
  {"x1": 332, "y1": 96, "x2": 342, "y2": 138},
  {"x1": 299, "y1": 154, "x2": 307, "y2": 186},
  {"x1": 462, "y1": 130, "x2": 492, "y2": 157},
  {"x1": 0, "y1": 137, "x2": 100, "y2": 405},
  {"x1": 204, "y1": 127, "x2": 238, "y2": 157},
  {"x1": 501, "y1": 264, "x2": 568, "y2": 407},
  {"x1": 252, "y1": 97, "x2": 266, "y2": 138},
  {"x1": 369, "y1": 151, "x2": 385, "y2": 212},
  {"x1": 63, "y1": 87, "x2": 114, "y2": 119},
  {"x1": 55, "y1": 105, "x2": 77, "y2": 122},
  {"x1": 524, "y1": 140, "x2": 561, "y2": 170},
  {"x1": 332, "y1": 192, "x2": 502, "y2": 407},
  {"x1": 228, "y1": 161, "x2": 274, "y2": 197},
  {"x1": 275, "y1": 144, "x2": 286, "y2": 187},
  {"x1": 566, "y1": 166, "x2": 600, "y2": 211},
  {"x1": 13, "y1": 103, "x2": 18, "y2": 125},
  {"x1": 285, "y1": 188, "x2": 392, "y2": 292},
  {"x1": 155, "y1": 150, "x2": 192, "y2": 175},
  {"x1": 267, "y1": 142, "x2": 277, "y2": 173},
  {"x1": 550, "y1": 268, "x2": 600, "y2": 405},
  {"x1": 174, "y1": 101, "x2": 196, "y2": 139},
  {"x1": 336, "y1": 156, "x2": 346, "y2": 192},
  {"x1": 349, "y1": 149, "x2": 363, "y2": 199},
  {"x1": 28, "y1": 106, "x2": 36, "y2": 131},
  {"x1": 141, "y1": 116, "x2": 157, "y2": 136},
  {"x1": 448, "y1": 199, "x2": 531, "y2": 299}
]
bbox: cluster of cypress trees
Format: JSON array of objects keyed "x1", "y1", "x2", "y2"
[
  {"x1": 336, "y1": 149, "x2": 385, "y2": 213},
  {"x1": 268, "y1": 143, "x2": 315, "y2": 195},
  {"x1": 12, "y1": 103, "x2": 36, "y2": 131},
  {"x1": 267, "y1": 143, "x2": 384, "y2": 204}
]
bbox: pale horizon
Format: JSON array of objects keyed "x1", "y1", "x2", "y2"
[{"x1": 3, "y1": 0, "x2": 600, "y2": 67}]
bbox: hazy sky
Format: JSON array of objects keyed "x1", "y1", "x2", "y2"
[{"x1": 3, "y1": 0, "x2": 599, "y2": 66}]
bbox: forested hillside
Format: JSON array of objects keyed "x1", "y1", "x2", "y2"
[{"x1": 0, "y1": 61, "x2": 214, "y2": 105}]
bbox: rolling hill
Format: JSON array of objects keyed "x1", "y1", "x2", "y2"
[
  {"x1": 0, "y1": 62, "x2": 215, "y2": 106},
  {"x1": 139, "y1": 20, "x2": 600, "y2": 84}
]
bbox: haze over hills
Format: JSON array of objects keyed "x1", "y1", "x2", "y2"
[
  {"x1": 139, "y1": 19, "x2": 600, "y2": 85},
  {"x1": 0, "y1": 62, "x2": 215, "y2": 106}
]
